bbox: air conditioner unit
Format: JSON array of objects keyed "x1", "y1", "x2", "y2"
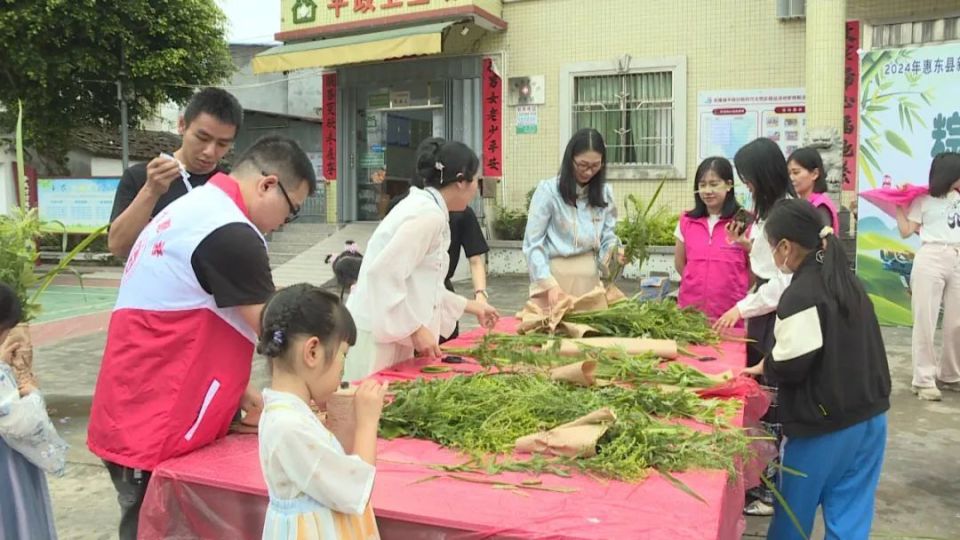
[{"x1": 777, "y1": 0, "x2": 805, "y2": 20}]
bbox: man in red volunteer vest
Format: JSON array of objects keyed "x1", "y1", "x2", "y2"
[{"x1": 88, "y1": 135, "x2": 316, "y2": 539}]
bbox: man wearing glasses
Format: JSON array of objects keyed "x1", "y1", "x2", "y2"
[{"x1": 88, "y1": 136, "x2": 315, "y2": 540}]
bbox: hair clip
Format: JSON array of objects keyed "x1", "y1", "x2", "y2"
[
  {"x1": 818, "y1": 226, "x2": 834, "y2": 239},
  {"x1": 272, "y1": 330, "x2": 285, "y2": 345},
  {"x1": 435, "y1": 161, "x2": 445, "y2": 184}
]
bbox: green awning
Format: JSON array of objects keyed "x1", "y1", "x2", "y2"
[{"x1": 252, "y1": 22, "x2": 453, "y2": 74}]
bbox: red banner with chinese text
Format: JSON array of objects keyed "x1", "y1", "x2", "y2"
[
  {"x1": 843, "y1": 20, "x2": 861, "y2": 193},
  {"x1": 322, "y1": 72, "x2": 338, "y2": 181},
  {"x1": 482, "y1": 57, "x2": 502, "y2": 177}
]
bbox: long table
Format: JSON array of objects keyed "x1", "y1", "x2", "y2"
[{"x1": 139, "y1": 318, "x2": 770, "y2": 539}]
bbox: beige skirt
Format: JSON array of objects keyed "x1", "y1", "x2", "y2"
[
  {"x1": 527, "y1": 252, "x2": 601, "y2": 309},
  {"x1": 549, "y1": 252, "x2": 602, "y2": 297}
]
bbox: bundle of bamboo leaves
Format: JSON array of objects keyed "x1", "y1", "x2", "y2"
[
  {"x1": 563, "y1": 298, "x2": 721, "y2": 345},
  {"x1": 379, "y1": 373, "x2": 751, "y2": 482},
  {"x1": 450, "y1": 333, "x2": 725, "y2": 390}
]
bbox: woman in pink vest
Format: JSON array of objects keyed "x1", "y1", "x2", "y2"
[
  {"x1": 788, "y1": 147, "x2": 840, "y2": 233},
  {"x1": 674, "y1": 157, "x2": 751, "y2": 324}
]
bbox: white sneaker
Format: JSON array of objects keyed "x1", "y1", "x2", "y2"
[
  {"x1": 937, "y1": 380, "x2": 960, "y2": 392},
  {"x1": 744, "y1": 500, "x2": 775, "y2": 516},
  {"x1": 912, "y1": 385, "x2": 942, "y2": 401}
]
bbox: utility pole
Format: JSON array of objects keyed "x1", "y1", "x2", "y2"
[{"x1": 117, "y1": 42, "x2": 130, "y2": 170}]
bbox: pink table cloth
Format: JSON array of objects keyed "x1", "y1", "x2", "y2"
[{"x1": 140, "y1": 318, "x2": 769, "y2": 540}]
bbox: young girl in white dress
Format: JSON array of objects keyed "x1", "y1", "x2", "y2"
[{"x1": 257, "y1": 283, "x2": 388, "y2": 540}]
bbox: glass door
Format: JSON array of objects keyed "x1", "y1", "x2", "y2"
[{"x1": 354, "y1": 83, "x2": 444, "y2": 221}]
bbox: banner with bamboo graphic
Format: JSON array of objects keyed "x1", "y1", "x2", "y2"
[{"x1": 856, "y1": 43, "x2": 960, "y2": 326}]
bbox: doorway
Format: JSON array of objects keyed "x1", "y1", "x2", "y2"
[{"x1": 356, "y1": 106, "x2": 443, "y2": 221}]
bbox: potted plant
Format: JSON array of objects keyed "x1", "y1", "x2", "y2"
[
  {"x1": 493, "y1": 188, "x2": 535, "y2": 241},
  {"x1": 615, "y1": 180, "x2": 678, "y2": 274},
  {"x1": 0, "y1": 102, "x2": 107, "y2": 368}
]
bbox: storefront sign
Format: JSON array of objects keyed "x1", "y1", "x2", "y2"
[
  {"x1": 516, "y1": 105, "x2": 538, "y2": 134},
  {"x1": 697, "y1": 88, "x2": 806, "y2": 209},
  {"x1": 322, "y1": 72, "x2": 338, "y2": 181},
  {"x1": 482, "y1": 57, "x2": 502, "y2": 177},
  {"x1": 280, "y1": 0, "x2": 504, "y2": 38},
  {"x1": 390, "y1": 90, "x2": 411, "y2": 107},
  {"x1": 37, "y1": 178, "x2": 120, "y2": 233},
  {"x1": 843, "y1": 20, "x2": 861, "y2": 193},
  {"x1": 856, "y1": 41, "x2": 960, "y2": 326},
  {"x1": 368, "y1": 92, "x2": 390, "y2": 109}
]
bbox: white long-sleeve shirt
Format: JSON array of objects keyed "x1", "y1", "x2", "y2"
[
  {"x1": 736, "y1": 218, "x2": 792, "y2": 319},
  {"x1": 346, "y1": 186, "x2": 468, "y2": 345}
]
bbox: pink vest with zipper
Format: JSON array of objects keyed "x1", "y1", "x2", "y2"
[{"x1": 677, "y1": 214, "x2": 751, "y2": 324}]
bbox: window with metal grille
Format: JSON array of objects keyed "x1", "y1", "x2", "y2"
[
  {"x1": 572, "y1": 71, "x2": 675, "y2": 167},
  {"x1": 871, "y1": 16, "x2": 960, "y2": 48}
]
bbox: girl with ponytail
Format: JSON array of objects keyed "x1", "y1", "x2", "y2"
[
  {"x1": 344, "y1": 139, "x2": 499, "y2": 381},
  {"x1": 744, "y1": 199, "x2": 891, "y2": 539}
]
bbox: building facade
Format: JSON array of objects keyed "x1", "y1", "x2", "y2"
[{"x1": 256, "y1": 0, "x2": 960, "y2": 226}]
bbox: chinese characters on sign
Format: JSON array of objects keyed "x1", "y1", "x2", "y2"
[
  {"x1": 931, "y1": 111, "x2": 960, "y2": 156},
  {"x1": 322, "y1": 73, "x2": 338, "y2": 181},
  {"x1": 843, "y1": 20, "x2": 860, "y2": 192},
  {"x1": 883, "y1": 56, "x2": 960, "y2": 76},
  {"x1": 482, "y1": 57, "x2": 503, "y2": 177},
  {"x1": 327, "y1": 0, "x2": 431, "y2": 18}
]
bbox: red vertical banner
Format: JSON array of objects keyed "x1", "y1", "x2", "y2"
[
  {"x1": 322, "y1": 72, "x2": 338, "y2": 182},
  {"x1": 482, "y1": 57, "x2": 502, "y2": 178},
  {"x1": 843, "y1": 20, "x2": 861, "y2": 193}
]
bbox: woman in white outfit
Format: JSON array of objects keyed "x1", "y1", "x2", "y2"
[
  {"x1": 344, "y1": 139, "x2": 499, "y2": 381},
  {"x1": 896, "y1": 152, "x2": 960, "y2": 401}
]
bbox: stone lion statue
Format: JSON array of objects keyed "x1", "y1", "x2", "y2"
[{"x1": 801, "y1": 127, "x2": 843, "y2": 194}]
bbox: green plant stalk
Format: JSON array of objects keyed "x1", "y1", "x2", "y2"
[
  {"x1": 380, "y1": 373, "x2": 752, "y2": 483},
  {"x1": 30, "y1": 225, "x2": 108, "y2": 305},
  {"x1": 562, "y1": 297, "x2": 720, "y2": 345},
  {"x1": 15, "y1": 101, "x2": 26, "y2": 208}
]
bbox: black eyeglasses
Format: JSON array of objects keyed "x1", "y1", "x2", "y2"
[{"x1": 264, "y1": 171, "x2": 300, "y2": 223}]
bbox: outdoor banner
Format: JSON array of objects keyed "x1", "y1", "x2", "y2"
[
  {"x1": 37, "y1": 177, "x2": 120, "y2": 233},
  {"x1": 482, "y1": 57, "x2": 503, "y2": 177},
  {"x1": 856, "y1": 42, "x2": 960, "y2": 326},
  {"x1": 697, "y1": 88, "x2": 806, "y2": 209},
  {"x1": 843, "y1": 20, "x2": 861, "y2": 193},
  {"x1": 322, "y1": 72, "x2": 338, "y2": 181}
]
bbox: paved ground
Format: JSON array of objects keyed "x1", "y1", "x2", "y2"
[{"x1": 24, "y1": 275, "x2": 956, "y2": 539}]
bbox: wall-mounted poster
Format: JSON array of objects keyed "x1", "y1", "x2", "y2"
[
  {"x1": 698, "y1": 88, "x2": 806, "y2": 209},
  {"x1": 37, "y1": 177, "x2": 120, "y2": 233}
]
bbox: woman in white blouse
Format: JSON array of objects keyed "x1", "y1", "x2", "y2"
[
  {"x1": 895, "y1": 152, "x2": 960, "y2": 401},
  {"x1": 715, "y1": 137, "x2": 796, "y2": 517},
  {"x1": 715, "y1": 138, "x2": 796, "y2": 364},
  {"x1": 344, "y1": 139, "x2": 499, "y2": 381}
]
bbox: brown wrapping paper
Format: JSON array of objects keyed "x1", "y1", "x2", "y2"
[
  {"x1": 514, "y1": 407, "x2": 617, "y2": 458},
  {"x1": 322, "y1": 388, "x2": 356, "y2": 453},
  {"x1": 556, "y1": 337, "x2": 679, "y2": 359},
  {"x1": 517, "y1": 284, "x2": 627, "y2": 337},
  {"x1": 549, "y1": 360, "x2": 597, "y2": 386},
  {"x1": 1, "y1": 324, "x2": 36, "y2": 391}
]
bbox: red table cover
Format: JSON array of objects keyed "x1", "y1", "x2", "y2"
[{"x1": 140, "y1": 318, "x2": 770, "y2": 540}]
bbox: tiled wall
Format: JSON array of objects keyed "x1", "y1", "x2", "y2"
[
  {"x1": 461, "y1": 0, "x2": 958, "y2": 215},
  {"x1": 471, "y1": 0, "x2": 807, "y2": 214}
]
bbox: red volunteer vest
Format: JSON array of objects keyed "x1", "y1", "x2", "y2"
[{"x1": 88, "y1": 174, "x2": 264, "y2": 470}]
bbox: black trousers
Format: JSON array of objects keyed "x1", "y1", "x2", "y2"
[
  {"x1": 439, "y1": 279, "x2": 460, "y2": 345},
  {"x1": 746, "y1": 310, "x2": 776, "y2": 368},
  {"x1": 104, "y1": 461, "x2": 152, "y2": 540}
]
